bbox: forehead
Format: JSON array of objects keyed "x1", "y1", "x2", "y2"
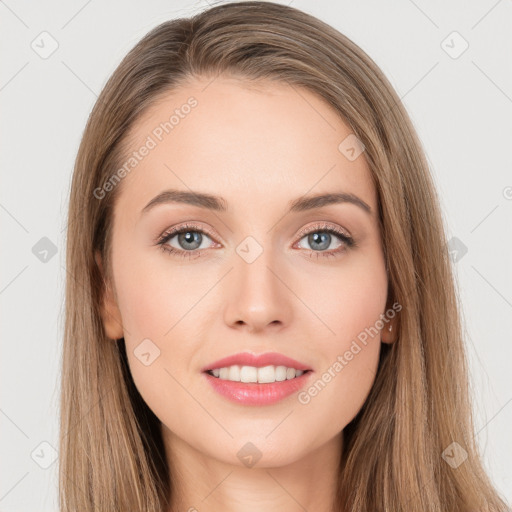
[{"x1": 113, "y1": 75, "x2": 376, "y2": 219}]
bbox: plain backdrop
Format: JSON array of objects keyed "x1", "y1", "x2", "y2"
[{"x1": 1, "y1": 0, "x2": 511, "y2": 509}]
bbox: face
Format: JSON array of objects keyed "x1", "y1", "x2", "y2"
[{"x1": 98, "y1": 75, "x2": 396, "y2": 468}]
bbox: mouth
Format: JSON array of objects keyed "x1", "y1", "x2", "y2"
[
  {"x1": 202, "y1": 351, "x2": 312, "y2": 375},
  {"x1": 201, "y1": 352, "x2": 314, "y2": 406},
  {"x1": 202, "y1": 366, "x2": 314, "y2": 406},
  {"x1": 204, "y1": 365, "x2": 313, "y2": 383}
]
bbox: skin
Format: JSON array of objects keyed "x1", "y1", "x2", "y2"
[{"x1": 97, "y1": 75, "x2": 397, "y2": 512}]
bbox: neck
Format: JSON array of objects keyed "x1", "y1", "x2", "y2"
[{"x1": 163, "y1": 427, "x2": 343, "y2": 512}]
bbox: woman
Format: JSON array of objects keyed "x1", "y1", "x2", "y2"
[{"x1": 59, "y1": 2, "x2": 509, "y2": 510}]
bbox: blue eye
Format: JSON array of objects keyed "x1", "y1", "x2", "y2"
[
  {"x1": 156, "y1": 222, "x2": 355, "y2": 259},
  {"x1": 294, "y1": 223, "x2": 355, "y2": 259},
  {"x1": 157, "y1": 223, "x2": 215, "y2": 259},
  {"x1": 296, "y1": 228, "x2": 354, "y2": 257}
]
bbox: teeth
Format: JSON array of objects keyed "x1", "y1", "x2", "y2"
[
  {"x1": 208, "y1": 365, "x2": 305, "y2": 383},
  {"x1": 240, "y1": 365, "x2": 257, "y2": 383}
]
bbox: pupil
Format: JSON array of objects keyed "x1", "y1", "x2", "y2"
[
  {"x1": 309, "y1": 232, "x2": 330, "y2": 251},
  {"x1": 179, "y1": 231, "x2": 201, "y2": 249}
]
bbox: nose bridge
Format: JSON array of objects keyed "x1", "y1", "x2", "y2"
[
  {"x1": 223, "y1": 232, "x2": 293, "y2": 331},
  {"x1": 236, "y1": 234, "x2": 278, "y2": 289}
]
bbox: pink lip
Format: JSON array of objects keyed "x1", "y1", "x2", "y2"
[
  {"x1": 201, "y1": 351, "x2": 313, "y2": 406},
  {"x1": 201, "y1": 352, "x2": 312, "y2": 372},
  {"x1": 202, "y1": 371, "x2": 313, "y2": 406}
]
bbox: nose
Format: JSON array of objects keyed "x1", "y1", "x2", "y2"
[{"x1": 223, "y1": 243, "x2": 293, "y2": 334}]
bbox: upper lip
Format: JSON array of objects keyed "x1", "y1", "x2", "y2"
[{"x1": 201, "y1": 352, "x2": 312, "y2": 372}]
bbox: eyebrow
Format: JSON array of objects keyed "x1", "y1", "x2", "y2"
[{"x1": 141, "y1": 189, "x2": 372, "y2": 216}]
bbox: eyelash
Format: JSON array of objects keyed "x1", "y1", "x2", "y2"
[{"x1": 156, "y1": 222, "x2": 355, "y2": 260}]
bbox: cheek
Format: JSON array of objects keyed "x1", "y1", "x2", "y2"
[
  {"x1": 292, "y1": 250, "x2": 388, "y2": 430},
  {"x1": 293, "y1": 239, "x2": 388, "y2": 347},
  {"x1": 111, "y1": 248, "x2": 212, "y2": 413},
  {"x1": 294, "y1": 340, "x2": 381, "y2": 448},
  {"x1": 113, "y1": 256, "x2": 199, "y2": 436},
  {"x1": 113, "y1": 248, "x2": 204, "y2": 341}
]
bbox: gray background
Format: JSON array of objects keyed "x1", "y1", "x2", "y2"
[{"x1": 1, "y1": 0, "x2": 511, "y2": 509}]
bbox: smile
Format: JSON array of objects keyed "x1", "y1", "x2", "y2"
[
  {"x1": 206, "y1": 364, "x2": 309, "y2": 383},
  {"x1": 203, "y1": 366, "x2": 313, "y2": 406}
]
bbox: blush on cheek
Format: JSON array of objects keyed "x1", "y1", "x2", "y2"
[
  {"x1": 113, "y1": 253, "x2": 178, "y2": 338},
  {"x1": 326, "y1": 280, "x2": 388, "y2": 349},
  {"x1": 311, "y1": 271, "x2": 387, "y2": 412}
]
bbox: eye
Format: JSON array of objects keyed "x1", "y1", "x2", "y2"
[
  {"x1": 294, "y1": 222, "x2": 355, "y2": 258},
  {"x1": 156, "y1": 221, "x2": 355, "y2": 260},
  {"x1": 156, "y1": 223, "x2": 217, "y2": 259}
]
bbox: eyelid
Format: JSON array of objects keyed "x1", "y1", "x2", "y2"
[
  {"x1": 155, "y1": 222, "x2": 220, "y2": 246},
  {"x1": 156, "y1": 220, "x2": 355, "y2": 256},
  {"x1": 294, "y1": 221, "x2": 352, "y2": 242}
]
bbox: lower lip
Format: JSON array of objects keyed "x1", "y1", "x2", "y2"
[{"x1": 203, "y1": 371, "x2": 313, "y2": 406}]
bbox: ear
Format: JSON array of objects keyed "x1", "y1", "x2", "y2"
[
  {"x1": 381, "y1": 318, "x2": 397, "y2": 344},
  {"x1": 95, "y1": 251, "x2": 124, "y2": 340},
  {"x1": 381, "y1": 298, "x2": 399, "y2": 344}
]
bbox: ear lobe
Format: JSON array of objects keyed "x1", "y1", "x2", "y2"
[
  {"x1": 381, "y1": 319, "x2": 397, "y2": 344},
  {"x1": 95, "y1": 251, "x2": 124, "y2": 340}
]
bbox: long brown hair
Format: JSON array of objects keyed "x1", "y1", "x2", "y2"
[{"x1": 60, "y1": 2, "x2": 509, "y2": 510}]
